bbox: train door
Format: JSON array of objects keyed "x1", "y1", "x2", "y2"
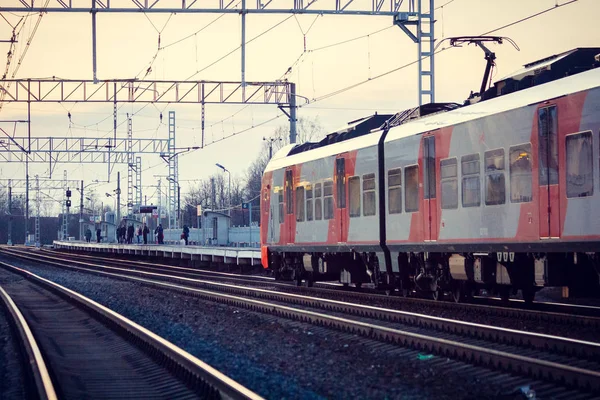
[
  {"x1": 336, "y1": 157, "x2": 347, "y2": 242},
  {"x1": 422, "y1": 135, "x2": 438, "y2": 242},
  {"x1": 537, "y1": 105, "x2": 561, "y2": 239},
  {"x1": 285, "y1": 168, "x2": 294, "y2": 243}
]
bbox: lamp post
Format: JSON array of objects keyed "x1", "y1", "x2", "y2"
[{"x1": 215, "y1": 163, "x2": 231, "y2": 217}]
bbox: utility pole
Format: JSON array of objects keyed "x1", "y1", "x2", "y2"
[
  {"x1": 7, "y1": 181, "x2": 12, "y2": 245},
  {"x1": 79, "y1": 180, "x2": 84, "y2": 241},
  {"x1": 116, "y1": 171, "x2": 121, "y2": 224},
  {"x1": 25, "y1": 158, "x2": 29, "y2": 244},
  {"x1": 290, "y1": 82, "x2": 297, "y2": 144},
  {"x1": 210, "y1": 177, "x2": 216, "y2": 210},
  {"x1": 35, "y1": 175, "x2": 40, "y2": 248}
]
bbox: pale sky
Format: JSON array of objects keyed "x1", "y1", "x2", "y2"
[{"x1": 0, "y1": 0, "x2": 598, "y2": 212}]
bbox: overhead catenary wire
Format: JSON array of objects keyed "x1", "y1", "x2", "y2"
[{"x1": 304, "y1": 0, "x2": 581, "y2": 107}]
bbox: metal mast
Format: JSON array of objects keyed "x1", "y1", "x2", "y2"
[
  {"x1": 35, "y1": 175, "x2": 40, "y2": 248},
  {"x1": 62, "y1": 170, "x2": 68, "y2": 240},
  {"x1": 167, "y1": 111, "x2": 178, "y2": 229},
  {"x1": 135, "y1": 156, "x2": 142, "y2": 210},
  {"x1": 127, "y1": 117, "x2": 134, "y2": 217}
]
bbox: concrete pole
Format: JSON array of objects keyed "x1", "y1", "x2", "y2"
[
  {"x1": 79, "y1": 180, "x2": 84, "y2": 240},
  {"x1": 7, "y1": 182, "x2": 12, "y2": 245},
  {"x1": 25, "y1": 159, "x2": 29, "y2": 244},
  {"x1": 290, "y1": 82, "x2": 297, "y2": 144},
  {"x1": 116, "y1": 171, "x2": 121, "y2": 224}
]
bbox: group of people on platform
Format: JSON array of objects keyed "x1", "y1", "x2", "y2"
[
  {"x1": 83, "y1": 223, "x2": 191, "y2": 246},
  {"x1": 117, "y1": 223, "x2": 153, "y2": 244},
  {"x1": 84, "y1": 228, "x2": 101, "y2": 243}
]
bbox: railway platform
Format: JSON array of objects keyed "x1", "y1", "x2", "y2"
[{"x1": 53, "y1": 240, "x2": 261, "y2": 267}]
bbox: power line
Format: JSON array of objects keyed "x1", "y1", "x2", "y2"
[
  {"x1": 305, "y1": 0, "x2": 581, "y2": 107},
  {"x1": 481, "y1": 0, "x2": 579, "y2": 35}
]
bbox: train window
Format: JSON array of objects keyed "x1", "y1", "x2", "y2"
[
  {"x1": 285, "y1": 170, "x2": 293, "y2": 214},
  {"x1": 306, "y1": 185, "x2": 313, "y2": 221},
  {"x1": 405, "y1": 165, "x2": 419, "y2": 212},
  {"x1": 278, "y1": 190, "x2": 284, "y2": 223},
  {"x1": 314, "y1": 183, "x2": 322, "y2": 220},
  {"x1": 349, "y1": 176, "x2": 361, "y2": 217},
  {"x1": 566, "y1": 131, "x2": 594, "y2": 198},
  {"x1": 388, "y1": 168, "x2": 402, "y2": 214},
  {"x1": 509, "y1": 143, "x2": 533, "y2": 203},
  {"x1": 323, "y1": 180, "x2": 334, "y2": 220},
  {"x1": 363, "y1": 173, "x2": 376, "y2": 216},
  {"x1": 296, "y1": 187, "x2": 305, "y2": 222},
  {"x1": 423, "y1": 136, "x2": 436, "y2": 199},
  {"x1": 440, "y1": 158, "x2": 458, "y2": 209},
  {"x1": 462, "y1": 154, "x2": 480, "y2": 207},
  {"x1": 485, "y1": 149, "x2": 506, "y2": 205},
  {"x1": 538, "y1": 106, "x2": 559, "y2": 185}
]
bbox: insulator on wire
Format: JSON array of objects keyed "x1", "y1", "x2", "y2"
[
  {"x1": 68, "y1": 112, "x2": 71, "y2": 121},
  {"x1": 160, "y1": 113, "x2": 163, "y2": 123}
]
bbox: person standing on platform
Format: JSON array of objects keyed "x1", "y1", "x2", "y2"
[
  {"x1": 127, "y1": 224, "x2": 134, "y2": 244},
  {"x1": 136, "y1": 225, "x2": 142, "y2": 244},
  {"x1": 96, "y1": 228, "x2": 101, "y2": 243},
  {"x1": 142, "y1": 223, "x2": 149, "y2": 244},
  {"x1": 85, "y1": 228, "x2": 92, "y2": 243},
  {"x1": 155, "y1": 224, "x2": 164, "y2": 244},
  {"x1": 182, "y1": 225, "x2": 190, "y2": 245}
]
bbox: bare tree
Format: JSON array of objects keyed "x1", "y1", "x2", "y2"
[{"x1": 245, "y1": 116, "x2": 325, "y2": 208}]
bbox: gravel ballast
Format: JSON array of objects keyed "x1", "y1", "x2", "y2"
[{"x1": 0, "y1": 255, "x2": 577, "y2": 399}]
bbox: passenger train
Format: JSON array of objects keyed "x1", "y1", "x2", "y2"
[{"x1": 260, "y1": 47, "x2": 600, "y2": 302}]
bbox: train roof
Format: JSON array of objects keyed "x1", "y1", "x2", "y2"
[
  {"x1": 265, "y1": 60, "x2": 600, "y2": 173},
  {"x1": 385, "y1": 65, "x2": 600, "y2": 143}
]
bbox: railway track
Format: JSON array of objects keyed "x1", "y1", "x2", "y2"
[
  {"x1": 0, "y1": 260, "x2": 262, "y2": 400},
  {"x1": 11, "y1": 246, "x2": 600, "y2": 335},
  {"x1": 2, "y1": 247, "x2": 600, "y2": 396}
]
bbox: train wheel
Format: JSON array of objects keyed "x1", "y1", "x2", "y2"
[
  {"x1": 451, "y1": 286, "x2": 462, "y2": 303},
  {"x1": 355, "y1": 282, "x2": 362, "y2": 289},
  {"x1": 522, "y1": 287, "x2": 536, "y2": 304},
  {"x1": 430, "y1": 290, "x2": 440, "y2": 301},
  {"x1": 499, "y1": 287, "x2": 510, "y2": 303}
]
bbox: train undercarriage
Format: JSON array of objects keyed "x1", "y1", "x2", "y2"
[{"x1": 268, "y1": 250, "x2": 600, "y2": 303}]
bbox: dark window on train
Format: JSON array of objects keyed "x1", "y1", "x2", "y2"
[
  {"x1": 306, "y1": 186, "x2": 313, "y2": 221},
  {"x1": 323, "y1": 180, "x2": 334, "y2": 220},
  {"x1": 388, "y1": 168, "x2": 402, "y2": 214},
  {"x1": 509, "y1": 143, "x2": 533, "y2": 203},
  {"x1": 462, "y1": 154, "x2": 480, "y2": 207},
  {"x1": 285, "y1": 170, "x2": 293, "y2": 214},
  {"x1": 363, "y1": 173, "x2": 376, "y2": 216},
  {"x1": 538, "y1": 105, "x2": 559, "y2": 185},
  {"x1": 349, "y1": 176, "x2": 361, "y2": 217},
  {"x1": 566, "y1": 131, "x2": 594, "y2": 198},
  {"x1": 423, "y1": 136, "x2": 436, "y2": 199},
  {"x1": 314, "y1": 183, "x2": 322, "y2": 220},
  {"x1": 336, "y1": 158, "x2": 346, "y2": 209},
  {"x1": 440, "y1": 158, "x2": 458, "y2": 209},
  {"x1": 278, "y1": 190, "x2": 284, "y2": 223},
  {"x1": 485, "y1": 149, "x2": 506, "y2": 205},
  {"x1": 296, "y1": 187, "x2": 305, "y2": 222},
  {"x1": 405, "y1": 165, "x2": 419, "y2": 212}
]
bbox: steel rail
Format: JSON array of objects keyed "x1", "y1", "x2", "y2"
[
  {"x1": 16, "y1": 246, "x2": 600, "y2": 332},
  {"x1": 43, "y1": 247, "x2": 600, "y2": 324},
  {"x1": 5, "y1": 247, "x2": 600, "y2": 360},
  {"x1": 0, "y1": 286, "x2": 58, "y2": 400},
  {"x1": 2, "y1": 249, "x2": 600, "y2": 392},
  {"x1": 0, "y1": 260, "x2": 263, "y2": 400},
  {"x1": 16, "y1": 248, "x2": 600, "y2": 360}
]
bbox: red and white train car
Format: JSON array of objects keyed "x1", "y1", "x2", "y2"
[{"x1": 260, "y1": 48, "x2": 600, "y2": 301}]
